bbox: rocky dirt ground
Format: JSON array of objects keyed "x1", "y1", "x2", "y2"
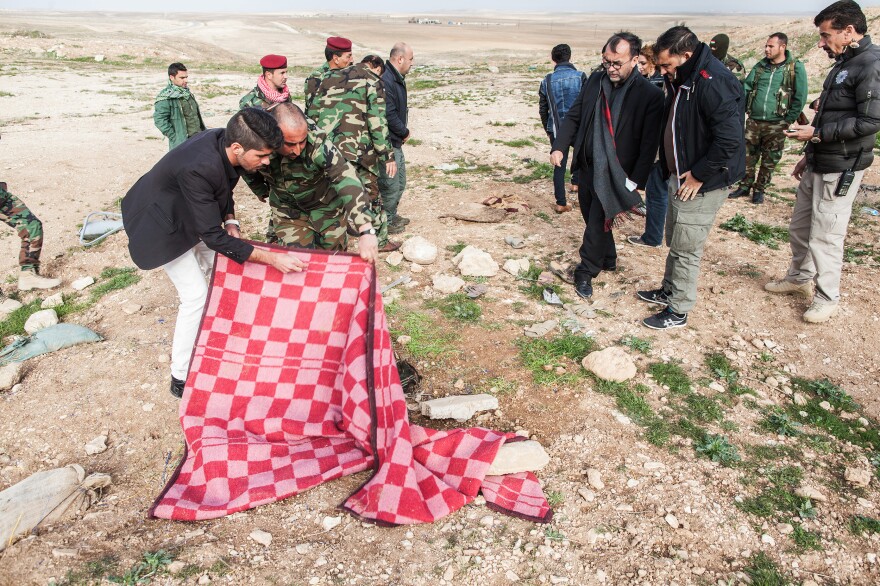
[{"x1": 1, "y1": 9, "x2": 880, "y2": 586}]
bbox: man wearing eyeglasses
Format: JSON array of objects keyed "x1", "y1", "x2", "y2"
[{"x1": 550, "y1": 32, "x2": 664, "y2": 300}]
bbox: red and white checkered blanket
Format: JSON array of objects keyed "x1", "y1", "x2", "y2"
[{"x1": 149, "y1": 247, "x2": 552, "y2": 525}]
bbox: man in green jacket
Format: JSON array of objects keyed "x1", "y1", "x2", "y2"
[
  {"x1": 153, "y1": 63, "x2": 206, "y2": 150},
  {"x1": 730, "y1": 33, "x2": 808, "y2": 203}
]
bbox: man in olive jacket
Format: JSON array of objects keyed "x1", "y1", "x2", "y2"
[
  {"x1": 767, "y1": 0, "x2": 880, "y2": 323},
  {"x1": 153, "y1": 63, "x2": 205, "y2": 150}
]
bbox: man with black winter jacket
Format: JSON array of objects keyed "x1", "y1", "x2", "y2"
[
  {"x1": 378, "y1": 42, "x2": 414, "y2": 235},
  {"x1": 766, "y1": 0, "x2": 880, "y2": 323},
  {"x1": 636, "y1": 26, "x2": 746, "y2": 330}
]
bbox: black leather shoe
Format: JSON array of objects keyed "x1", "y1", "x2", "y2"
[
  {"x1": 574, "y1": 279, "x2": 593, "y2": 299},
  {"x1": 170, "y1": 376, "x2": 185, "y2": 399},
  {"x1": 728, "y1": 186, "x2": 750, "y2": 199},
  {"x1": 603, "y1": 261, "x2": 617, "y2": 272},
  {"x1": 752, "y1": 191, "x2": 765, "y2": 204}
]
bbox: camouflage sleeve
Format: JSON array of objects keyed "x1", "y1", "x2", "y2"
[
  {"x1": 304, "y1": 75, "x2": 318, "y2": 112},
  {"x1": 241, "y1": 171, "x2": 270, "y2": 202},
  {"x1": 366, "y1": 81, "x2": 393, "y2": 163},
  {"x1": 239, "y1": 90, "x2": 258, "y2": 110},
  {"x1": 313, "y1": 139, "x2": 372, "y2": 230}
]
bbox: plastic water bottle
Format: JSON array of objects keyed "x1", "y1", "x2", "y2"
[{"x1": 862, "y1": 206, "x2": 880, "y2": 216}]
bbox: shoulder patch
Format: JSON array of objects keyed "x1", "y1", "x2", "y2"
[
  {"x1": 700, "y1": 69, "x2": 712, "y2": 79},
  {"x1": 835, "y1": 69, "x2": 849, "y2": 84}
]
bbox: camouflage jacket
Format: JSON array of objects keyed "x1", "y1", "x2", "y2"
[
  {"x1": 241, "y1": 123, "x2": 372, "y2": 230},
  {"x1": 239, "y1": 86, "x2": 291, "y2": 110},
  {"x1": 724, "y1": 55, "x2": 746, "y2": 81},
  {"x1": 303, "y1": 63, "x2": 331, "y2": 111},
  {"x1": 304, "y1": 63, "x2": 393, "y2": 176}
]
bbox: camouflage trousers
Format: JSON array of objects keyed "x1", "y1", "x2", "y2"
[
  {"x1": 742, "y1": 118, "x2": 788, "y2": 192},
  {"x1": 0, "y1": 183, "x2": 43, "y2": 271},
  {"x1": 270, "y1": 207, "x2": 347, "y2": 251},
  {"x1": 358, "y1": 167, "x2": 389, "y2": 247}
]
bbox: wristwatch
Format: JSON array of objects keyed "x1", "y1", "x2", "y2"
[
  {"x1": 810, "y1": 129, "x2": 822, "y2": 144},
  {"x1": 359, "y1": 228, "x2": 377, "y2": 236},
  {"x1": 223, "y1": 219, "x2": 240, "y2": 227}
]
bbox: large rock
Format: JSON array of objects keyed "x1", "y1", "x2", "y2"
[
  {"x1": 24, "y1": 309, "x2": 58, "y2": 334},
  {"x1": 41, "y1": 293, "x2": 64, "y2": 309},
  {"x1": 400, "y1": 236, "x2": 438, "y2": 265},
  {"x1": 845, "y1": 466, "x2": 872, "y2": 488},
  {"x1": 0, "y1": 298, "x2": 23, "y2": 315},
  {"x1": 452, "y1": 246, "x2": 498, "y2": 277},
  {"x1": 432, "y1": 274, "x2": 465, "y2": 294},
  {"x1": 487, "y1": 440, "x2": 550, "y2": 475},
  {"x1": 0, "y1": 363, "x2": 23, "y2": 391},
  {"x1": 420, "y1": 393, "x2": 499, "y2": 422},
  {"x1": 503, "y1": 258, "x2": 530, "y2": 276},
  {"x1": 581, "y1": 346, "x2": 637, "y2": 382}
]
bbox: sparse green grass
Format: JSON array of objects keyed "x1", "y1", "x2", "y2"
[
  {"x1": 720, "y1": 213, "x2": 789, "y2": 250},
  {"x1": 694, "y1": 433, "x2": 740, "y2": 465},
  {"x1": 407, "y1": 139, "x2": 423, "y2": 146},
  {"x1": 480, "y1": 376, "x2": 518, "y2": 395},
  {"x1": 533, "y1": 211, "x2": 552, "y2": 223},
  {"x1": 513, "y1": 160, "x2": 554, "y2": 183},
  {"x1": 737, "y1": 465, "x2": 813, "y2": 520},
  {"x1": 849, "y1": 514, "x2": 880, "y2": 536},
  {"x1": 0, "y1": 298, "x2": 43, "y2": 338},
  {"x1": 447, "y1": 180, "x2": 471, "y2": 189},
  {"x1": 60, "y1": 555, "x2": 119, "y2": 586},
  {"x1": 488, "y1": 121, "x2": 517, "y2": 127},
  {"x1": 790, "y1": 523, "x2": 822, "y2": 552},
  {"x1": 760, "y1": 407, "x2": 802, "y2": 436},
  {"x1": 619, "y1": 335, "x2": 651, "y2": 354},
  {"x1": 390, "y1": 311, "x2": 458, "y2": 358},
  {"x1": 682, "y1": 393, "x2": 724, "y2": 424},
  {"x1": 10, "y1": 29, "x2": 50, "y2": 38},
  {"x1": 431, "y1": 293, "x2": 482, "y2": 322},
  {"x1": 544, "y1": 527, "x2": 565, "y2": 541},
  {"x1": 409, "y1": 79, "x2": 444, "y2": 90},
  {"x1": 594, "y1": 379, "x2": 670, "y2": 446},
  {"x1": 743, "y1": 552, "x2": 791, "y2": 586},
  {"x1": 705, "y1": 352, "x2": 738, "y2": 384},
  {"x1": 446, "y1": 242, "x2": 467, "y2": 255},
  {"x1": 107, "y1": 550, "x2": 173, "y2": 585},
  {"x1": 517, "y1": 263, "x2": 562, "y2": 301},
  {"x1": 0, "y1": 91, "x2": 13, "y2": 98},
  {"x1": 546, "y1": 491, "x2": 564, "y2": 507},
  {"x1": 90, "y1": 267, "x2": 141, "y2": 302},
  {"x1": 648, "y1": 361, "x2": 692, "y2": 395},
  {"x1": 494, "y1": 138, "x2": 535, "y2": 148},
  {"x1": 517, "y1": 334, "x2": 595, "y2": 384}
]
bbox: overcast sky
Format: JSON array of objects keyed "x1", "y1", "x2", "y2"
[{"x1": 3, "y1": 0, "x2": 879, "y2": 13}]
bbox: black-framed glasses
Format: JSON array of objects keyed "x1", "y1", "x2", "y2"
[{"x1": 601, "y1": 58, "x2": 627, "y2": 70}]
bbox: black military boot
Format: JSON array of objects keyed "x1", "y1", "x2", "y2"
[
  {"x1": 752, "y1": 191, "x2": 765, "y2": 204},
  {"x1": 728, "y1": 186, "x2": 750, "y2": 199}
]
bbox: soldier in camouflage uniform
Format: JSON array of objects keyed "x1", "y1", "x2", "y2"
[
  {"x1": 241, "y1": 103, "x2": 379, "y2": 263},
  {"x1": 304, "y1": 37, "x2": 354, "y2": 112},
  {"x1": 710, "y1": 34, "x2": 746, "y2": 81},
  {"x1": 305, "y1": 58, "x2": 400, "y2": 252},
  {"x1": 0, "y1": 181, "x2": 61, "y2": 291},
  {"x1": 239, "y1": 54, "x2": 291, "y2": 110}
]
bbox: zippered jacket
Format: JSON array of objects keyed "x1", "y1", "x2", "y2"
[
  {"x1": 807, "y1": 36, "x2": 880, "y2": 173},
  {"x1": 538, "y1": 62, "x2": 586, "y2": 138},
  {"x1": 659, "y1": 43, "x2": 746, "y2": 193},
  {"x1": 743, "y1": 50, "x2": 808, "y2": 123},
  {"x1": 382, "y1": 61, "x2": 409, "y2": 148}
]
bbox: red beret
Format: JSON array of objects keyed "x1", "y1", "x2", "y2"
[
  {"x1": 326, "y1": 36, "x2": 352, "y2": 52},
  {"x1": 259, "y1": 54, "x2": 287, "y2": 69}
]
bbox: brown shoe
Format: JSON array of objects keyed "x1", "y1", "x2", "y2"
[
  {"x1": 555, "y1": 204, "x2": 572, "y2": 214},
  {"x1": 378, "y1": 241, "x2": 401, "y2": 253}
]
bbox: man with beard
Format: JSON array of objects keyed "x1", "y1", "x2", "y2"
[
  {"x1": 240, "y1": 54, "x2": 291, "y2": 110},
  {"x1": 550, "y1": 32, "x2": 664, "y2": 299},
  {"x1": 153, "y1": 62, "x2": 206, "y2": 150},
  {"x1": 304, "y1": 36, "x2": 354, "y2": 111},
  {"x1": 767, "y1": 0, "x2": 880, "y2": 323},
  {"x1": 122, "y1": 108, "x2": 305, "y2": 399}
]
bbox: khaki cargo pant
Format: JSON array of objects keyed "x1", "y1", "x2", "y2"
[
  {"x1": 661, "y1": 176, "x2": 728, "y2": 315},
  {"x1": 784, "y1": 166, "x2": 864, "y2": 305}
]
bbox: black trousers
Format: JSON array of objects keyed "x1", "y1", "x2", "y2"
[{"x1": 573, "y1": 166, "x2": 616, "y2": 283}]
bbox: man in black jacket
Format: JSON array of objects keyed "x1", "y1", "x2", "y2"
[
  {"x1": 767, "y1": 0, "x2": 880, "y2": 323},
  {"x1": 122, "y1": 108, "x2": 305, "y2": 398},
  {"x1": 551, "y1": 32, "x2": 664, "y2": 299},
  {"x1": 378, "y1": 42, "x2": 414, "y2": 235},
  {"x1": 636, "y1": 26, "x2": 746, "y2": 330}
]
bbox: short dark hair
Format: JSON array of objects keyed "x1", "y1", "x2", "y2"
[
  {"x1": 655, "y1": 26, "x2": 699, "y2": 56},
  {"x1": 604, "y1": 32, "x2": 642, "y2": 58},
  {"x1": 769, "y1": 32, "x2": 789, "y2": 46},
  {"x1": 225, "y1": 108, "x2": 282, "y2": 152},
  {"x1": 324, "y1": 47, "x2": 346, "y2": 62},
  {"x1": 168, "y1": 62, "x2": 186, "y2": 77},
  {"x1": 814, "y1": 0, "x2": 867, "y2": 35},
  {"x1": 551, "y1": 44, "x2": 572, "y2": 63},
  {"x1": 361, "y1": 54, "x2": 385, "y2": 73}
]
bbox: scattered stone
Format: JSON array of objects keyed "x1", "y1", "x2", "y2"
[
  {"x1": 167, "y1": 561, "x2": 187, "y2": 574},
  {"x1": 397, "y1": 335, "x2": 411, "y2": 345},
  {"x1": 819, "y1": 401, "x2": 832, "y2": 411},
  {"x1": 72, "y1": 276, "x2": 95, "y2": 291},
  {"x1": 24, "y1": 309, "x2": 58, "y2": 334},
  {"x1": 554, "y1": 366, "x2": 566, "y2": 375},
  {"x1": 296, "y1": 543, "x2": 311, "y2": 555},
  {"x1": 868, "y1": 553, "x2": 877, "y2": 565},
  {"x1": 859, "y1": 417, "x2": 870, "y2": 427},
  {"x1": 421, "y1": 394, "x2": 499, "y2": 422},
  {"x1": 761, "y1": 534, "x2": 776, "y2": 546},
  {"x1": 765, "y1": 376, "x2": 779, "y2": 388},
  {"x1": 94, "y1": 54, "x2": 105, "y2": 62},
  {"x1": 845, "y1": 466, "x2": 872, "y2": 488},
  {"x1": 504, "y1": 235, "x2": 526, "y2": 249},
  {"x1": 0, "y1": 298, "x2": 23, "y2": 314},
  {"x1": 400, "y1": 236, "x2": 438, "y2": 265},
  {"x1": 52, "y1": 548, "x2": 78, "y2": 558},
  {"x1": 750, "y1": 338, "x2": 765, "y2": 350},
  {"x1": 479, "y1": 515, "x2": 494, "y2": 526},
  {"x1": 432, "y1": 274, "x2": 465, "y2": 294},
  {"x1": 858, "y1": 497, "x2": 874, "y2": 509},
  {"x1": 41, "y1": 293, "x2": 64, "y2": 309},
  {"x1": 409, "y1": 263, "x2": 424, "y2": 273},
  {"x1": 322, "y1": 516, "x2": 342, "y2": 531},
  {"x1": 249, "y1": 529, "x2": 272, "y2": 546},
  {"x1": 453, "y1": 246, "x2": 499, "y2": 277},
  {"x1": 793, "y1": 392, "x2": 808, "y2": 406},
  {"x1": 464, "y1": 284, "x2": 487, "y2": 298},
  {"x1": 142, "y1": 403, "x2": 154, "y2": 412},
  {"x1": 184, "y1": 528, "x2": 204, "y2": 539},
  {"x1": 486, "y1": 440, "x2": 550, "y2": 475},
  {"x1": 550, "y1": 577, "x2": 568, "y2": 584},
  {"x1": 0, "y1": 362, "x2": 23, "y2": 392},
  {"x1": 84, "y1": 435, "x2": 108, "y2": 455},
  {"x1": 586, "y1": 468, "x2": 604, "y2": 490},
  {"x1": 578, "y1": 488, "x2": 595, "y2": 502},
  {"x1": 626, "y1": 479, "x2": 639, "y2": 488},
  {"x1": 777, "y1": 523, "x2": 794, "y2": 535},
  {"x1": 385, "y1": 251, "x2": 404, "y2": 266},
  {"x1": 503, "y1": 258, "x2": 530, "y2": 276},
  {"x1": 524, "y1": 320, "x2": 557, "y2": 338},
  {"x1": 487, "y1": 65, "x2": 500, "y2": 73},
  {"x1": 708, "y1": 381, "x2": 725, "y2": 393},
  {"x1": 615, "y1": 504, "x2": 633, "y2": 512},
  {"x1": 612, "y1": 410, "x2": 631, "y2": 425},
  {"x1": 664, "y1": 513, "x2": 679, "y2": 529},
  {"x1": 505, "y1": 570, "x2": 520, "y2": 581},
  {"x1": 582, "y1": 347, "x2": 637, "y2": 382},
  {"x1": 537, "y1": 271, "x2": 555, "y2": 286},
  {"x1": 121, "y1": 303, "x2": 142, "y2": 315},
  {"x1": 453, "y1": 378, "x2": 465, "y2": 389},
  {"x1": 444, "y1": 565, "x2": 456, "y2": 581},
  {"x1": 643, "y1": 462, "x2": 665, "y2": 471},
  {"x1": 564, "y1": 303, "x2": 596, "y2": 319},
  {"x1": 795, "y1": 486, "x2": 827, "y2": 502},
  {"x1": 198, "y1": 574, "x2": 211, "y2": 585}
]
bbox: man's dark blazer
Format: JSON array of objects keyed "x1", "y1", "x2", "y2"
[
  {"x1": 121, "y1": 129, "x2": 254, "y2": 271},
  {"x1": 553, "y1": 70, "x2": 664, "y2": 189}
]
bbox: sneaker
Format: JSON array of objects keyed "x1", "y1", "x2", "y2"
[
  {"x1": 555, "y1": 204, "x2": 572, "y2": 213},
  {"x1": 728, "y1": 186, "x2": 750, "y2": 199},
  {"x1": 18, "y1": 270, "x2": 61, "y2": 291},
  {"x1": 627, "y1": 235, "x2": 660, "y2": 248},
  {"x1": 803, "y1": 301, "x2": 839, "y2": 323},
  {"x1": 378, "y1": 241, "x2": 402, "y2": 253},
  {"x1": 752, "y1": 191, "x2": 765, "y2": 204},
  {"x1": 764, "y1": 278, "x2": 812, "y2": 298},
  {"x1": 170, "y1": 376, "x2": 185, "y2": 399},
  {"x1": 642, "y1": 307, "x2": 688, "y2": 330},
  {"x1": 636, "y1": 288, "x2": 670, "y2": 306},
  {"x1": 574, "y1": 278, "x2": 593, "y2": 299}
]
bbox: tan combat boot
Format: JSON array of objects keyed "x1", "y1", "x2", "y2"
[
  {"x1": 764, "y1": 278, "x2": 812, "y2": 298},
  {"x1": 18, "y1": 269, "x2": 61, "y2": 291},
  {"x1": 803, "y1": 301, "x2": 839, "y2": 324}
]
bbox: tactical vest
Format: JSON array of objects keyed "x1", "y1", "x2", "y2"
[{"x1": 746, "y1": 58, "x2": 798, "y2": 118}]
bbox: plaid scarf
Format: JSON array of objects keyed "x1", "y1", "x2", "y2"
[
  {"x1": 155, "y1": 82, "x2": 191, "y2": 103},
  {"x1": 257, "y1": 75, "x2": 290, "y2": 103}
]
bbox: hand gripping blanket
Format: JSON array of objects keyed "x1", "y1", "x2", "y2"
[{"x1": 149, "y1": 247, "x2": 552, "y2": 525}]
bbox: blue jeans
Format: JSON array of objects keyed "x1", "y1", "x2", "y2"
[
  {"x1": 552, "y1": 147, "x2": 579, "y2": 206},
  {"x1": 640, "y1": 162, "x2": 668, "y2": 246}
]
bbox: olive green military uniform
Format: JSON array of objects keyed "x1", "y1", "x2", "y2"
[
  {"x1": 303, "y1": 63, "x2": 331, "y2": 112},
  {"x1": 723, "y1": 55, "x2": 746, "y2": 82},
  {"x1": 305, "y1": 63, "x2": 394, "y2": 247},
  {"x1": 0, "y1": 182, "x2": 44, "y2": 271},
  {"x1": 241, "y1": 124, "x2": 372, "y2": 250},
  {"x1": 239, "y1": 86, "x2": 291, "y2": 111}
]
